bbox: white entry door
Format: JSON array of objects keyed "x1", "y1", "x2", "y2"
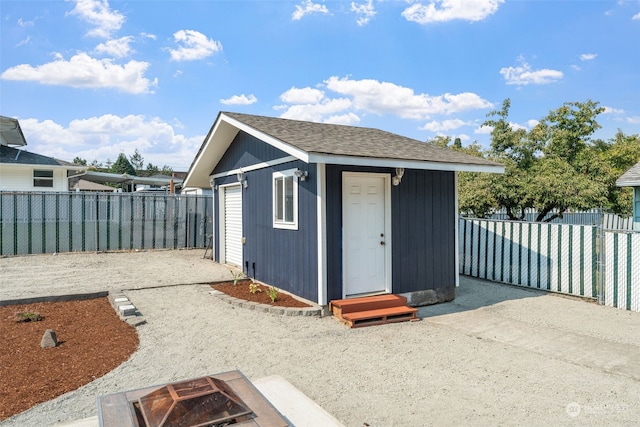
[
  {"x1": 343, "y1": 173, "x2": 390, "y2": 297},
  {"x1": 222, "y1": 184, "x2": 243, "y2": 266}
]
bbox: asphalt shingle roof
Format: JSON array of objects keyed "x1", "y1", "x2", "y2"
[
  {"x1": 616, "y1": 161, "x2": 640, "y2": 187},
  {"x1": 0, "y1": 145, "x2": 75, "y2": 167},
  {"x1": 223, "y1": 112, "x2": 501, "y2": 168}
]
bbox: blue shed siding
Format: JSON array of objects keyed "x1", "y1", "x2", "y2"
[
  {"x1": 325, "y1": 165, "x2": 456, "y2": 301},
  {"x1": 212, "y1": 132, "x2": 318, "y2": 302},
  {"x1": 213, "y1": 131, "x2": 290, "y2": 174},
  {"x1": 241, "y1": 160, "x2": 318, "y2": 302}
]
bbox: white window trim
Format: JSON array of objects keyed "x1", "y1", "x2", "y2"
[
  {"x1": 33, "y1": 169, "x2": 54, "y2": 188},
  {"x1": 273, "y1": 168, "x2": 298, "y2": 230}
]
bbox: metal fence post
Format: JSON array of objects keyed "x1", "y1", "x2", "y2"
[{"x1": 597, "y1": 220, "x2": 605, "y2": 305}]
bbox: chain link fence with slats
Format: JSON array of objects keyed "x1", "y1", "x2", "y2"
[{"x1": 0, "y1": 192, "x2": 212, "y2": 256}]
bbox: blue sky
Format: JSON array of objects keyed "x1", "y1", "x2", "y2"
[{"x1": 1, "y1": 0, "x2": 639, "y2": 171}]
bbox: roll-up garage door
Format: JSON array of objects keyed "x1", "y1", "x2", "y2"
[{"x1": 224, "y1": 185, "x2": 243, "y2": 266}]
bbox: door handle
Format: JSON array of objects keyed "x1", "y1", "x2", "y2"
[{"x1": 380, "y1": 241, "x2": 385, "y2": 245}]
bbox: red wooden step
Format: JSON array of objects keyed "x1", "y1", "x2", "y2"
[
  {"x1": 330, "y1": 294, "x2": 408, "y2": 317},
  {"x1": 341, "y1": 306, "x2": 419, "y2": 328}
]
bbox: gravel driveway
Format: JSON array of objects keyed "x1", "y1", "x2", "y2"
[{"x1": 1, "y1": 250, "x2": 639, "y2": 426}]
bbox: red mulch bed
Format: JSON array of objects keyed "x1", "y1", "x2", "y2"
[
  {"x1": 0, "y1": 298, "x2": 139, "y2": 421},
  {"x1": 212, "y1": 280, "x2": 312, "y2": 308}
]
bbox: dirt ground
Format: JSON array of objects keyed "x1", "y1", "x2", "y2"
[{"x1": 1, "y1": 249, "x2": 639, "y2": 426}]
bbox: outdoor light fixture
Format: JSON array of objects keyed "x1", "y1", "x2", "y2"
[
  {"x1": 236, "y1": 171, "x2": 244, "y2": 182},
  {"x1": 209, "y1": 176, "x2": 215, "y2": 190},
  {"x1": 294, "y1": 169, "x2": 308, "y2": 181},
  {"x1": 392, "y1": 167, "x2": 405, "y2": 186}
]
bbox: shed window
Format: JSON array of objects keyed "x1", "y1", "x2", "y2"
[
  {"x1": 33, "y1": 170, "x2": 54, "y2": 188},
  {"x1": 273, "y1": 169, "x2": 298, "y2": 230}
]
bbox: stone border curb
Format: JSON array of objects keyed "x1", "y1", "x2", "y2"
[
  {"x1": 208, "y1": 290, "x2": 325, "y2": 317},
  {"x1": 107, "y1": 291, "x2": 146, "y2": 327}
]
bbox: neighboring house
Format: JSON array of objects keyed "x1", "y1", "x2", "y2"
[
  {"x1": 0, "y1": 116, "x2": 87, "y2": 192},
  {"x1": 70, "y1": 179, "x2": 117, "y2": 192},
  {"x1": 616, "y1": 161, "x2": 640, "y2": 231},
  {"x1": 76, "y1": 170, "x2": 183, "y2": 193},
  {"x1": 184, "y1": 112, "x2": 504, "y2": 307}
]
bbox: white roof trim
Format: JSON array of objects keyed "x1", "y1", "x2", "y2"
[
  {"x1": 307, "y1": 153, "x2": 505, "y2": 173},
  {"x1": 220, "y1": 114, "x2": 310, "y2": 162}
]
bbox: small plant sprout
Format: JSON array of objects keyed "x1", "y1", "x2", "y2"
[
  {"x1": 249, "y1": 281, "x2": 262, "y2": 294},
  {"x1": 267, "y1": 286, "x2": 279, "y2": 303},
  {"x1": 14, "y1": 311, "x2": 43, "y2": 323},
  {"x1": 229, "y1": 269, "x2": 245, "y2": 286}
]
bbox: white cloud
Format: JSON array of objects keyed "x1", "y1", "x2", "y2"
[
  {"x1": 475, "y1": 125, "x2": 493, "y2": 135},
  {"x1": 275, "y1": 76, "x2": 492, "y2": 126},
  {"x1": 292, "y1": 0, "x2": 330, "y2": 21},
  {"x1": 324, "y1": 76, "x2": 492, "y2": 118},
  {"x1": 280, "y1": 87, "x2": 325, "y2": 104},
  {"x1": 168, "y1": 30, "x2": 222, "y2": 61},
  {"x1": 17, "y1": 36, "x2": 31, "y2": 47},
  {"x1": 351, "y1": 0, "x2": 376, "y2": 26},
  {"x1": 95, "y1": 36, "x2": 134, "y2": 58},
  {"x1": 633, "y1": 12, "x2": 640, "y2": 20},
  {"x1": 324, "y1": 112, "x2": 361, "y2": 125},
  {"x1": 626, "y1": 116, "x2": 640, "y2": 124},
  {"x1": 220, "y1": 94, "x2": 258, "y2": 105},
  {"x1": 580, "y1": 53, "x2": 597, "y2": 61},
  {"x1": 527, "y1": 119, "x2": 539, "y2": 128},
  {"x1": 571, "y1": 64, "x2": 582, "y2": 71},
  {"x1": 278, "y1": 98, "x2": 353, "y2": 122},
  {"x1": 140, "y1": 32, "x2": 156, "y2": 40},
  {"x1": 500, "y1": 57, "x2": 563, "y2": 85},
  {"x1": 67, "y1": 0, "x2": 125, "y2": 38},
  {"x1": 509, "y1": 121, "x2": 527, "y2": 131},
  {"x1": 603, "y1": 106, "x2": 625, "y2": 114},
  {"x1": 18, "y1": 18, "x2": 35, "y2": 27},
  {"x1": 421, "y1": 119, "x2": 468, "y2": 132},
  {"x1": 20, "y1": 115, "x2": 201, "y2": 170},
  {"x1": 1, "y1": 52, "x2": 157, "y2": 94},
  {"x1": 402, "y1": 0, "x2": 503, "y2": 24}
]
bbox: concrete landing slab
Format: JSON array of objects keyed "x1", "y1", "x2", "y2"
[{"x1": 253, "y1": 375, "x2": 345, "y2": 427}]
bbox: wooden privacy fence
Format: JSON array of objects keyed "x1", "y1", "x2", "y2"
[
  {"x1": 0, "y1": 192, "x2": 212, "y2": 256},
  {"x1": 459, "y1": 218, "x2": 640, "y2": 313}
]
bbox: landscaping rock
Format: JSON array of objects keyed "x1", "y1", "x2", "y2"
[{"x1": 40, "y1": 329, "x2": 58, "y2": 348}]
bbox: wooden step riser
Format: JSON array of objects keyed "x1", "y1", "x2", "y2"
[
  {"x1": 333, "y1": 300, "x2": 409, "y2": 316},
  {"x1": 330, "y1": 295, "x2": 408, "y2": 317},
  {"x1": 347, "y1": 312, "x2": 419, "y2": 328}
]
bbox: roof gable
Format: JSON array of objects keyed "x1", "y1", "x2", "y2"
[
  {"x1": 184, "y1": 111, "x2": 504, "y2": 188},
  {"x1": 616, "y1": 161, "x2": 640, "y2": 187}
]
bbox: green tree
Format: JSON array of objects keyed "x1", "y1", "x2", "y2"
[
  {"x1": 129, "y1": 149, "x2": 144, "y2": 170},
  {"x1": 73, "y1": 157, "x2": 87, "y2": 166},
  {"x1": 160, "y1": 165, "x2": 173, "y2": 176},
  {"x1": 460, "y1": 99, "x2": 621, "y2": 221},
  {"x1": 110, "y1": 153, "x2": 136, "y2": 175}
]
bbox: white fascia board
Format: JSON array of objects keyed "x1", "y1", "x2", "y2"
[
  {"x1": 184, "y1": 119, "x2": 239, "y2": 188},
  {"x1": 307, "y1": 153, "x2": 505, "y2": 174},
  {"x1": 616, "y1": 180, "x2": 640, "y2": 187},
  {"x1": 220, "y1": 113, "x2": 310, "y2": 163},
  {"x1": 211, "y1": 156, "x2": 298, "y2": 179}
]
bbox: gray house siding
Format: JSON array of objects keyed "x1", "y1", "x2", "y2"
[
  {"x1": 325, "y1": 165, "x2": 456, "y2": 302},
  {"x1": 212, "y1": 131, "x2": 318, "y2": 302}
]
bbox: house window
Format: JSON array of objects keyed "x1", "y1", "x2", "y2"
[
  {"x1": 273, "y1": 169, "x2": 298, "y2": 230},
  {"x1": 33, "y1": 170, "x2": 54, "y2": 188}
]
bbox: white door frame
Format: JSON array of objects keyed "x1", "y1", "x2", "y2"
[
  {"x1": 218, "y1": 183, "x2": 242, "y2": 266},
  {"x1": 342, "y1": 172, "x2": 392, "y2": 298}
]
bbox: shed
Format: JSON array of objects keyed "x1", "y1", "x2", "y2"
[
  {"x1": 616, "y1": 161, "x2": 640, "y2": 231},
  {"x1": 184, "y1": 112, "x2": 504, "y2": 307}
]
